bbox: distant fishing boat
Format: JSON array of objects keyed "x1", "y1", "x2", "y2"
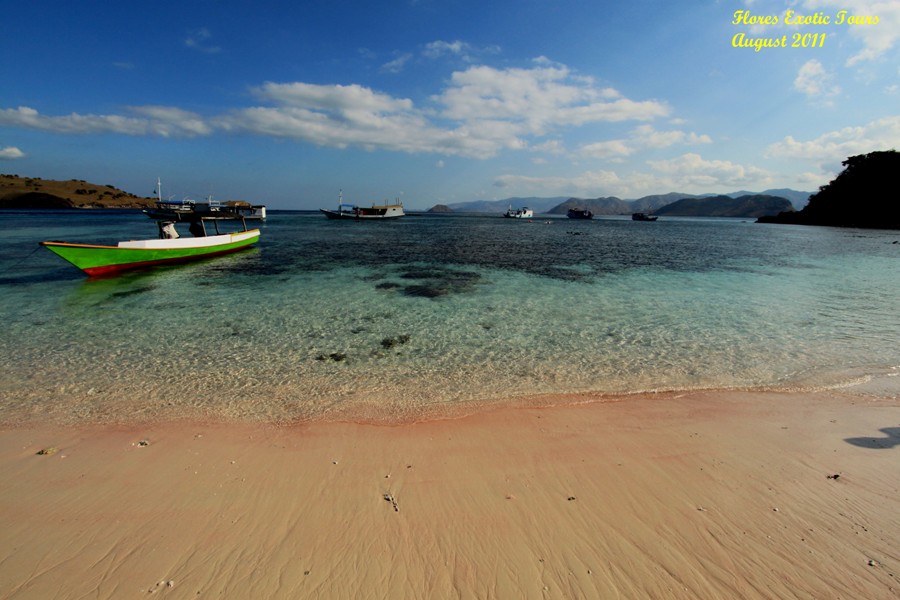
[
  {"x1": 504, "y1": 205, "x2": 534, "y2": 219},
  {"x1": 567, "y1": 208, "x2": 593, "y2": 219},
  {"x1": 320, "y1": 190, "x2": 405, "y2": 220},
  {"x1": 632, "y1": 212, "x2": 658, "y2": 221},
  {"x1": 41, "y1": 179, "x2": 260, "y2": 276}
]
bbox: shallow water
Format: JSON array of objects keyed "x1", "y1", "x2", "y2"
[{"x1": 1, "y1": 209, "x2": 898, "y2": 424}]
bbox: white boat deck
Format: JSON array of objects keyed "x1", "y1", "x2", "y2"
[{"x1": 118, "y1": 229, "x2": 259, "y2": 250}]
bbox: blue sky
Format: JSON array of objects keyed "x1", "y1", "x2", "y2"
[{"x1": 1, "y1": 0, "x2": 898, "y2": 209}]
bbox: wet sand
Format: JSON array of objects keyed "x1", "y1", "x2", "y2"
[{"x1": 1, "y1": 384, "x2": 899, "y2": 599}]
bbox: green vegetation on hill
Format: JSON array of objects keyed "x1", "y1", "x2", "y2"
[
  {"x1": 758, "y1": 150, "x2": 899, "y2": 229},
  {"x1": 0, "y1": 174, "x2": 154, "y2": 209}
]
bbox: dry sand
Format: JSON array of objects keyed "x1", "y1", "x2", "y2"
[{"x1": 1, "y1": 385, "x2": 899, "y2": 599}]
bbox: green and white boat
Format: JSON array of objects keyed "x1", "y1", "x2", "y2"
[{"x1": 41, "y1": 212, "x2": 260, "y2": 277}]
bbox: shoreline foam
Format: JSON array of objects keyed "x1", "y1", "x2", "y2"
[
  {"x1": 2, "y1": 362, "x2": 896, "y2": 428},
  {"x1": 2, "y1": 383, "x2": 899, "y2": 599}
]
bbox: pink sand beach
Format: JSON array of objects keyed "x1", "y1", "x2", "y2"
[{"x1": 2, "y1": 378, "x2": 899, "y2": 599}]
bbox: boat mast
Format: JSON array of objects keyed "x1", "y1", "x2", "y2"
[{"x1": 156, "y1": 177, "x2": 162, "y2": 202}]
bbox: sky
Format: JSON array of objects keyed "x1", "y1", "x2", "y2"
[{"x1": 1, "y1": 0, "x2": 898, "y2": 210}]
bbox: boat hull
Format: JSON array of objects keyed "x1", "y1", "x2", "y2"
[
  {"x1": 504, "y1": 208, "x2": 534, "y2": 218},
  {"x1": 41, "y1": 229, "x2": 260, "y2": 276},
  {"x1": 320, "y1": 206, "x2": 405, "y2": 219}
]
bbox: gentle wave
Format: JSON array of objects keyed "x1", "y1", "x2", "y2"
[{"x1": 1, "y1": 211, "x2": 898, "y2": 425}]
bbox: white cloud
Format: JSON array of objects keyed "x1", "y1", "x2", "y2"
[
  {"x1": 531, "y1": 140, "x2": 566, "y2": 155},
  {"x1": 381, "y1": 53, "x2": 413, "y2": 74},
  {"x1": 794, "y1": 171, "x2": 829, "y2": 187},
  {"x1": 423, "y1": 40, "x2": 469, "y2": 59},
  {"x1": 766, "y1": 115, "x2": 900, "y2": 165},
  {"x1": 221, "y1": 64, "x2": 669, "y2": 157},
  {"x1": 0, "y1": 60, "x2": 672, "y2": 159},
  {"x1": 646, "y1": 153, "x2": 773, "y2": 189},
  {"x1": 492, "y1": 150, "x2": 781, "y2": 198},
  {"x1": 436, "y1": 63, "x2": 669, "y2": 135},
  {"x1": 422, "y1": 40, "x2": 500, "y2": 62},
  {"x1": 581, "y1": 139, "x2": 634, "y2": 159},
  {"x1": 0, "y1": 105, "x2": 210, "y2": 137},
  {"x1": 580, "y1": 125, "x2": 711, "y2": 158},
  {"x1": 747, "y1": 1, "x2": 897, "y2": 67},
  {"x1": 222, "y1": 82, "x2": 496, "y2": 156},
  {"x1": 0, "y1": 146, "x2": 25, "y2": 159},
  {"x1": 493, "y1": 170, "x2": 624, "y2": 197},
  {"x1": 252, "y1": 82, "x2": 413, "y2": 113},
  {"x1": 128, "y1": 106, "x2": 213, "y2": 136},
  {"x1": 185, "y1": 28, "x2": 221, "y2": 54},
  {"x1": 793, "y1": 60, "x2": 840, "y2": 99},
  {"x1": 800, "y1": 0, "x2": 900, "y2": 65},
  {"x1": 380, "y1": 40, "x2": 502, "y2": 73}
]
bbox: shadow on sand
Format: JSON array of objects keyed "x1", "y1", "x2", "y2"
[{"x1": 846, "y1": 427, "x2": 900, "y2": 449}]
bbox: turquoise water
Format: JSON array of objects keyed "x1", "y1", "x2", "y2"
[{"x1": 1, "y1": 210, "x2": 898, "y2": 425}]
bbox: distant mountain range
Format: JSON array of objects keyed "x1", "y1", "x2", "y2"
[
  {"x1": 433, "y1": 189, "x2": 812, "y2": 217},
  {"x1": 438, "y1": 196, "x2": 571, "y2": 214}
]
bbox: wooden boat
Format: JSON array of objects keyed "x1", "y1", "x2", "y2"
[
  {"x1": 632, "y1": 212, "x2": 658, "y2": 221},
  {"x1": 320, "y1": 203, "x2": 405, "y2": 219},
  {"x1": 145, "y1": 198, "x2": 266, "y2": 221},
  {"x1": 567, "y1": 208, "x2": 593, "y2": 219},
  {"x1": 504, "y1": 205, "x2": 534, "y2": 219},
  {"x1": 41, "y1": 227, "x2": 260, "y2": 277},
  {"x1": 320, "y1": 191, "x2": 405, "y2": 220},
  {"x1": 41, "y1": 193, "x2": 260, "y2": 276},
  {"x1": 143, "y1": 178, "x2": 266, "y2": 221}
]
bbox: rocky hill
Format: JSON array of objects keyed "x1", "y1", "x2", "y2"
[
  {"x1": 654, "y1": 195, "x2": 793, "y2": 218},
  {"x1": 547, "y1": 196, "x2": 630, "y2": 215},
  {"x1": 628, "y1": 193, "x2": 700, "y2": 213},
  {"x1": 758, "y1": 150, "x2": 899, "y2": 229},
  {"x1": 0, "y1": 174, "x2": 154, "y2": 209},
  {"x1": 727, "y1": 188, "x2": 811, "y2": 210}
]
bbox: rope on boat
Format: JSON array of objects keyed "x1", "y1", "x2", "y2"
[{"x1": 0, "y1": 245, "x2": 43, "y2": 277}]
